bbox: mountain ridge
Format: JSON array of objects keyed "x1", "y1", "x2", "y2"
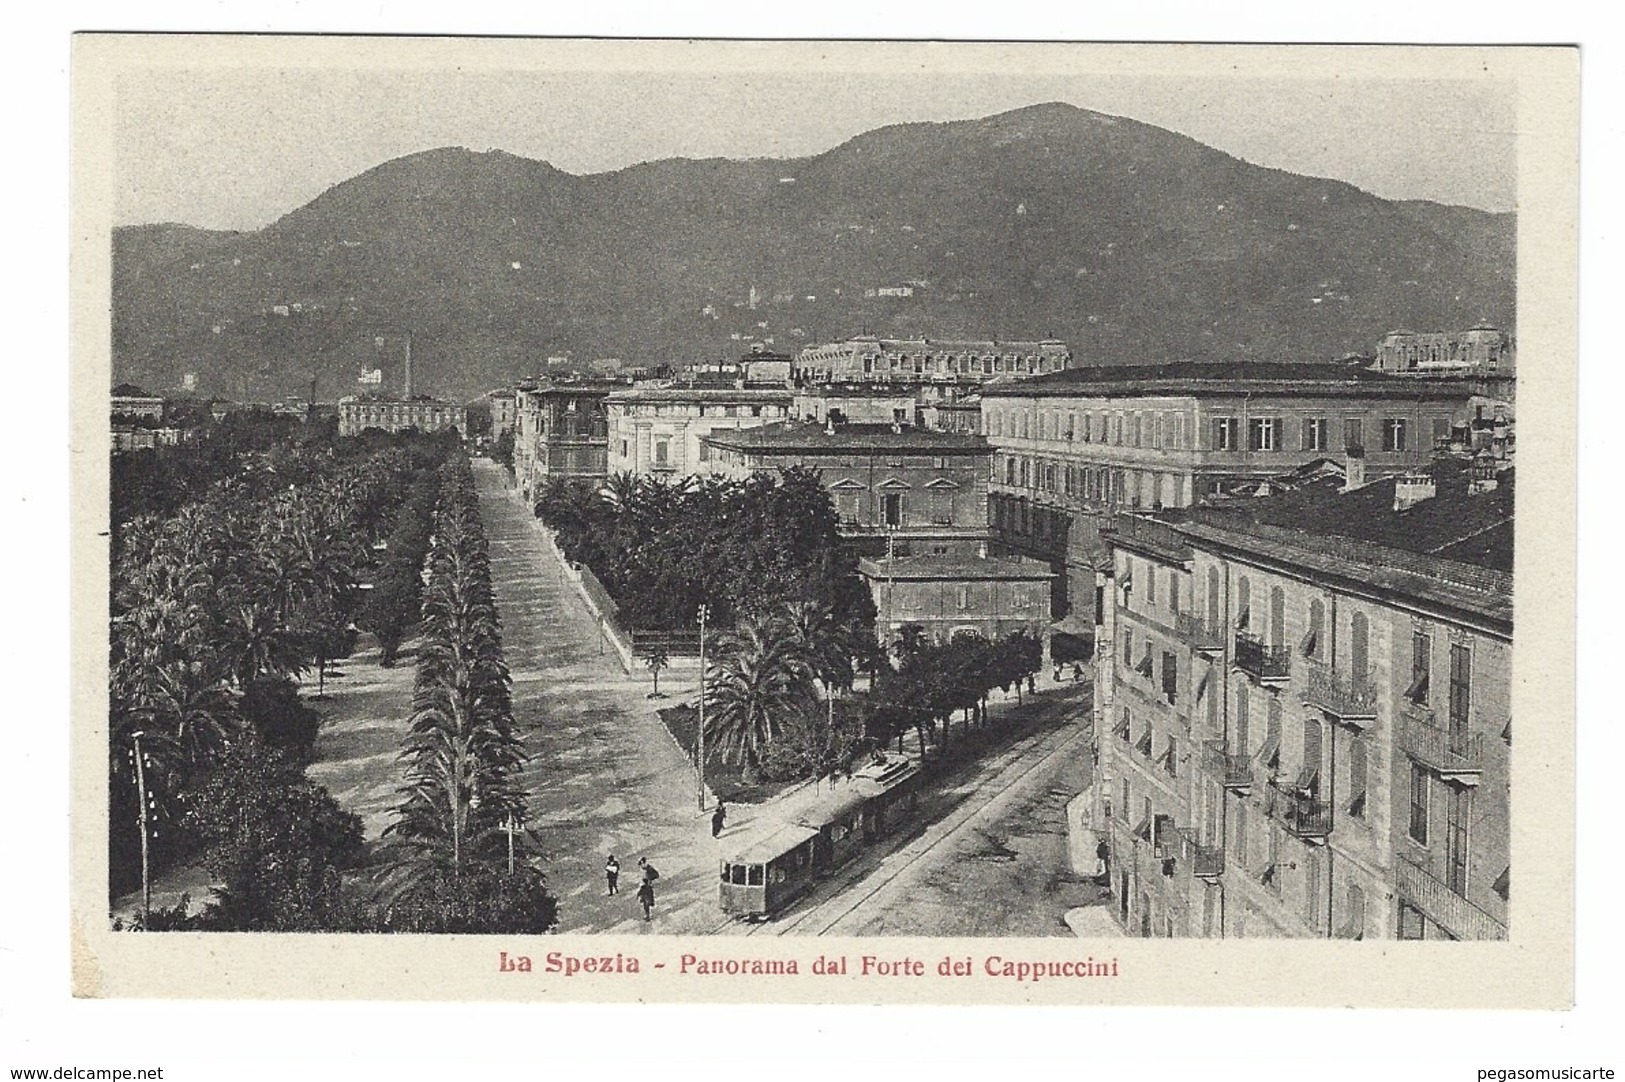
[{"x1": 111, "y1": 103, "x2": 1515, "y2": 401}]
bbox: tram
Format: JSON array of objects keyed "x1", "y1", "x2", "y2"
[{"x1": 718, "y1": 755, "x2": 921, "y2": 920}]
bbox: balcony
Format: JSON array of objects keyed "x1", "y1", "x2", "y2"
[
  {"x1": 1301, "y1": 661, "x2": 1379, "y2": 723},
  {"x1": 1267, "y1": 781, "x2": 1333, "y2": 840},
  {"x1": 1205, "y1": 739, "x2": 1254, "y2": 793},
  {"x1": 1397, "y1": 853, "x2": 1507, "y2": 941},
  {"x1": 1176, "y1": 612, "x2": 1224, "y2": 656},
  {"x1": 1234, "y1": 633, "x2": 1290, "y2": 685},
  {"x1": 1176, "y1": 828, "x2": 1226, "y2": 880},
  {"x1": 1398, "y1": 707, "x2": 1485, "y2": 783}
]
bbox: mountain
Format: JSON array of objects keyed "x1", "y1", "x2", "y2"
[{"x1": 110, "y1": 102, "x2": 1516, "y2": 401}]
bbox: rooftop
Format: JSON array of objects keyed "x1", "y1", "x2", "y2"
[
  {"x1": 702, "y1": 421, "x2": 990, "y2": 454},
  {"x1": 858, "y1": 554, "x2": 1055, "y2": 582},
  {"x1": 811, "y1": 335, "x2": 1068, "y2": 352},
  {"x1": 606, "y1": 386, "x2": 792, "y2": 404},
  {"x1": 980, "y1": 360, "x2": 1479, "y2": 400},
  {"x1": 111, "y1": 383, "x2": 160, "y2": 399}
]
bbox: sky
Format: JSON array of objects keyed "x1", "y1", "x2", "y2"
[{"x1": 114, "y1": 64, "x2": 1518, "y2": 231}]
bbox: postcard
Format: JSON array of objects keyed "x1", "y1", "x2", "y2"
[{"x1": 70, "y1": 35, "x2": 1578, "y2": 1006}]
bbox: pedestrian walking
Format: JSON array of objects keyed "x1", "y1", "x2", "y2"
[
  {"x1": 711, "y1": 802, "x2": 727, "y2": 838},
  {"x1": 637, "y1": 877, "x2": 656, "y2": 921},
  {"x1": 1072, "y1": 662, "x2": 1084, "y2": 683},
  {"x1": 605, "y1": 854, "x2": 620, "y2": 896},
  {"x1": 638, "y1": 856, "x2": 660, "y2": 884}
]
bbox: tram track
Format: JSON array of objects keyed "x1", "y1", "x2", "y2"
[{"x1": 740, "y1": 708, "x2": 1092, "y2": 938}]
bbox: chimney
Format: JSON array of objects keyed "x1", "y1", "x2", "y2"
[
  {"x1": 1393, "y1": 471, "x2": 1437, "y2": 511},
  {"x1": 1342, "y1": 447, "x2": 1366, "y2": 491},
  {"x1": 402, "y1": 334, "x2": 413, "y2": 398}
]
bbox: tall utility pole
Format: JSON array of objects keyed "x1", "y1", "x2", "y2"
[
  {"x1": 885, "y1": 526, "x2": 897, "y2": 652},
  {"x1": 130, "y1": 730, "x2": 151, "y2": 924},
  {"x1": 500, "y1": 813, "x2": 520, "y2": 875},
  {"x1": 696, "y1": 604, "x2": 709, "y2": 811}
]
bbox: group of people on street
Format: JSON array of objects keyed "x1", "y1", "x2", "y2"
[
  {"x1": 605, "y1": 854, "x2": 660, "y2": 920},
  {"x1": 602, "y1": 803, "x2": 729, "y2": 924}
]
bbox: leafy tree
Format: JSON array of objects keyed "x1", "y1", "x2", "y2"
[{"x1": 644, "y1": 647, "x2": 669, "y2": 698}]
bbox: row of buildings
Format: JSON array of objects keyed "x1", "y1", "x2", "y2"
[{"x1": 1092, "y1": 456, "x2": 1512, "y2": 941}]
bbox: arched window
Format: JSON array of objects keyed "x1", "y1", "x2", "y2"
[
  {"x1": 1237, "y1": 576, "x2": 1251, "y2": 631},
  {"x1": 1270, "y1": 586, "x2": 1286, "y2": 648},
  {"x1": 1299, "y1": 716, "x2": 1323, "y2": 795},
  {"x1": 1305, "y1": 599, "x2": 1324, "y2": 658}
]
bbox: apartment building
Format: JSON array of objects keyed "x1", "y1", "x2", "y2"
[
  {"x1": 337, "y1": 395, "x2": 467, "y2": 438},
  {"x1": 604, "y1": 385, "x2": 792, "y2": 478},
  {"x1": 700, "y1": 420, "x2": 992, "y2": 558},
  {"x1": 513, "y1": 381, "x2": 624, "y2": 500},
  {"x1": 859, "y1": 553, "x2": 1054, "y2": 647},
  {"x1": 980, "y1": 361, "x2": 1480, "y2": 625},
  {"x1": 1093, "y1": 460, "x2": 1511, "y2": 940}
]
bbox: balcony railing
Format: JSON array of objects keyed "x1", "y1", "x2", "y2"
[
  {"x1": 1398, "y1": 707, "x2": 1485, "y2": 779},
  {"x1": 1177, "y1": 828, "x2": 1226, "y2": 880},
  {"x1": 1234, "y1": 633, "x2": 1291, "y2": 684},
  {"x1": 1205, "y1": 740, "x2": 1254, "y2": 792},
  {"x1": 1267, "y1": 781, "x2": 1333, "y2": 839},
  {"x1": 1175, "y1": 612, "x2": 1224, "y2": 655},
  {"x1": 1397, "y1": 853, "x2": 1507, "y2": 941},
  {"x1": 1301, "y1": 661, "x2": 1380, "y2": 721}
]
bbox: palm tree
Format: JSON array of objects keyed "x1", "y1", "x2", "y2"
[
  {"x1": 704, "y1": 616, "x2": 815, "y2": 772},
  {"x1": 775, "y1": 600, "x2": 855, "y2": 694}
]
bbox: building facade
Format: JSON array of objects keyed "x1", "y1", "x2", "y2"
[
  {"x1": 794, "y1": 335, "x2": 1072, "y2": 389},
  {"x1": 337, "y1": 395, "x2": 467, "y2": 438},
  {"x1": 513, "y1": 381, "x2": 622, "y2": 500},
  {"x1": 790, "y1": 385, "x2": 919, "y2": 428},
  {"x1": 858, "y1": 554, "x2": 1054, "y2": 646},
  {"x1": 605, "y1": 386, "x2": 792, "y2": 478},
  {"x1": 701, "y1": 421, "x2": 993, "y2": 557},
  {"x1": 487, "y1": 389, "x2": 518, "y2": 438},
  {"x1": 1375, "y1": 326, "x2": 1514, "y2": 376},
  {"x1": 1092, "y1": 469, "x2": 1511, "y2": 941},
  {"x1": 981, "y1": 362, "x2": 1480, "y2": 626}
]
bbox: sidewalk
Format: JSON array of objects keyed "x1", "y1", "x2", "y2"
[{"x1": 474, "y1": 460, "x2": 733, "y2": 933}]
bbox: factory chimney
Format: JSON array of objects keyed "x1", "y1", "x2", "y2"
[{"x1": 402, "y1": 333, "x2": 413, "y2": 398}]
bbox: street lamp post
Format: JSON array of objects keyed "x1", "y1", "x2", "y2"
[
  {"x1": 500, "y1": 813, "x2": 521, "y2": 875},
  {"x1": 696, "y1": 603, "x2": 709, "y2": 812},
  {"x1": 130, "y1": 730, "x2": 151, "y2": 924}
]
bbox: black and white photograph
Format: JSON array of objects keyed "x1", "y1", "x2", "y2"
[{"x1": 66, "y1": 34, "x2": 1578, "y2": 1009}]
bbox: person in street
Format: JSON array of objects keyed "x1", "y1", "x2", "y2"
[
  {"x1": 605, "y1": 854, "x2": 620, "y2": 896},
  {"x1": 1072, "y1": 662, "x2": 1085, "y2": 683},
  {"x1": 638, "y1": 856, "x2": 659, "y2": 884},
  {"x1": 637, "y1": 877, "x2": 656, "y2": 921},
  {"x1": 711, "y1": 802, "x2": 727, "y2": 838}
]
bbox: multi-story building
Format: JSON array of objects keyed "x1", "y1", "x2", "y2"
[
  {"x1": 111, "y1": 383, "x2": 167, "y2": 422},
  {"x1": 513, "y1": 381, "x2": 623, "y2": 500},
  {"x1": 922, "y1": 396, "x2": 983, "y2": 436},
  {"x1": 337, "y1": 395, "x2": 467, "y2": 438},
  {"x1": 486, "y1": 389, "x2": 518, "y2": 439},
  {"x1": 700, "y1": 420, "x2": 992, "y2": 557},
  {"x1": 605, "y1": 386, "x2": 792, "y2": 478},
  {"x1": 981, "y1": 361, "x2": 1481, "y2": 626},
  {"x1": 859, "y1": 554, "x2": 1054, "y2": 647},
  {"x1": 1375, "y1": 326, "x2": 1514, "y2": 376},
  {"x1": 1092, "y1": 460, "x2": 1511, "y2": 940},
  {"x1": 794, "y1": 335, "x2": 1072, "y2": 392},
  {"x1": 790, "y1": 385, "x2": 919, "y2": 428}
]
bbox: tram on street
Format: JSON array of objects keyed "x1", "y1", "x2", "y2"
[{"x1": 718, "y1": 755, "x2": 921, "y2": 920}]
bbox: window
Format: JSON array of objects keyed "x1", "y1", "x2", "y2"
[
  {"x1": 1122, "y1": 628, "x2": 1133, "y2": 667},
  {"x1": 1449, "y1": 643, "x2": 1472, "y2": 738},
  {"x1": 698, "y1": 441, "x2": 710, "y2": 462},
  {"x1": 1343, "y1": 884, "x2": 1367, "y2": 940},
  {"x1": 1350, "y1": 611, "x2": 1369, "y2": 675},
  {"x1": 1168, "y1": 574, "x2": 1180, "y2": 615},
  {"x1": 1066, "y1": 413, "x2": 1076, "y2": 440},
  {"x1": 1145, "y1": 564, "x2": 1156, "y2": 605},
  {"x1": 1263, "y1": 825, "x2": 1281, "y2": 893},
  {"x1": 1304, "y1": 848, "x2": 1321, "y2": 926},
  {"x1": 1164, "y1": 734, "x2": 1178, "y2": 777},
  {"x1": 1302, "y1": 417, "x2": 1328, "y2": 451},
  {"x1": 653, "y1": 439, "x2": 670, "y2": 468},
  {"x1": 1408, "y1": 631, "x2": 1432, "y2": 704},
  {"x1": 1446, "y1": 785, "x2": 1471, "y2": 895},
  {"x1": 1398, "y1": 901, "x2": 1426, "y2": 940},
  {"x1": 620, "y1": 439, "x2": 629, "y2": 457},
  {"x1": 1299, "y1": 716, "x2": 1322, "y2": 794},
  {"x1": 1161, "y1": 651, "x2": 1178, "y2": 703},
  {"x1": 1383, "y1": 418, "x2": 1408, "y2": 452},
  {"x1": 1213, "y1": 417, "x2": 1240, "y2": 450},
  {"x1": 1348, "y1": 734, "x2": 1368, "y2": 820},
  {"x1": 1132, "y1": 413, "x2": 1143, "y2": 447},
  {"x1": 1234, "y1": 685, "x2": 1250, "y2": 754},
  {"x1": 1303, "y1": 599, "x2": 1324, "y2": 658},
  {"x1": 1408, "y1": 764, "x2": 1430, "y2": 845},
  {"x1": 1432, "y1": 417, "x2": 1452, "y2": 447},
  {"x1": 882, "y1": 493, "x2": 905, "y2": 527},
  {"x1": 956, "y1": 586, "x2": 970, "y2": 611},
  {"x1": 1269, "y1": 586, "x2": 1285, "y2": 649},
  {"x1": 1236, "y1": 576, "x2": 1251, "y2": 631},
  {"x1": 1248, "y1": 417, "x2": 1279, "y2": 451},
  {"x1": 1343, "y1": 418, "x2": 1364, "y2": 452}
]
